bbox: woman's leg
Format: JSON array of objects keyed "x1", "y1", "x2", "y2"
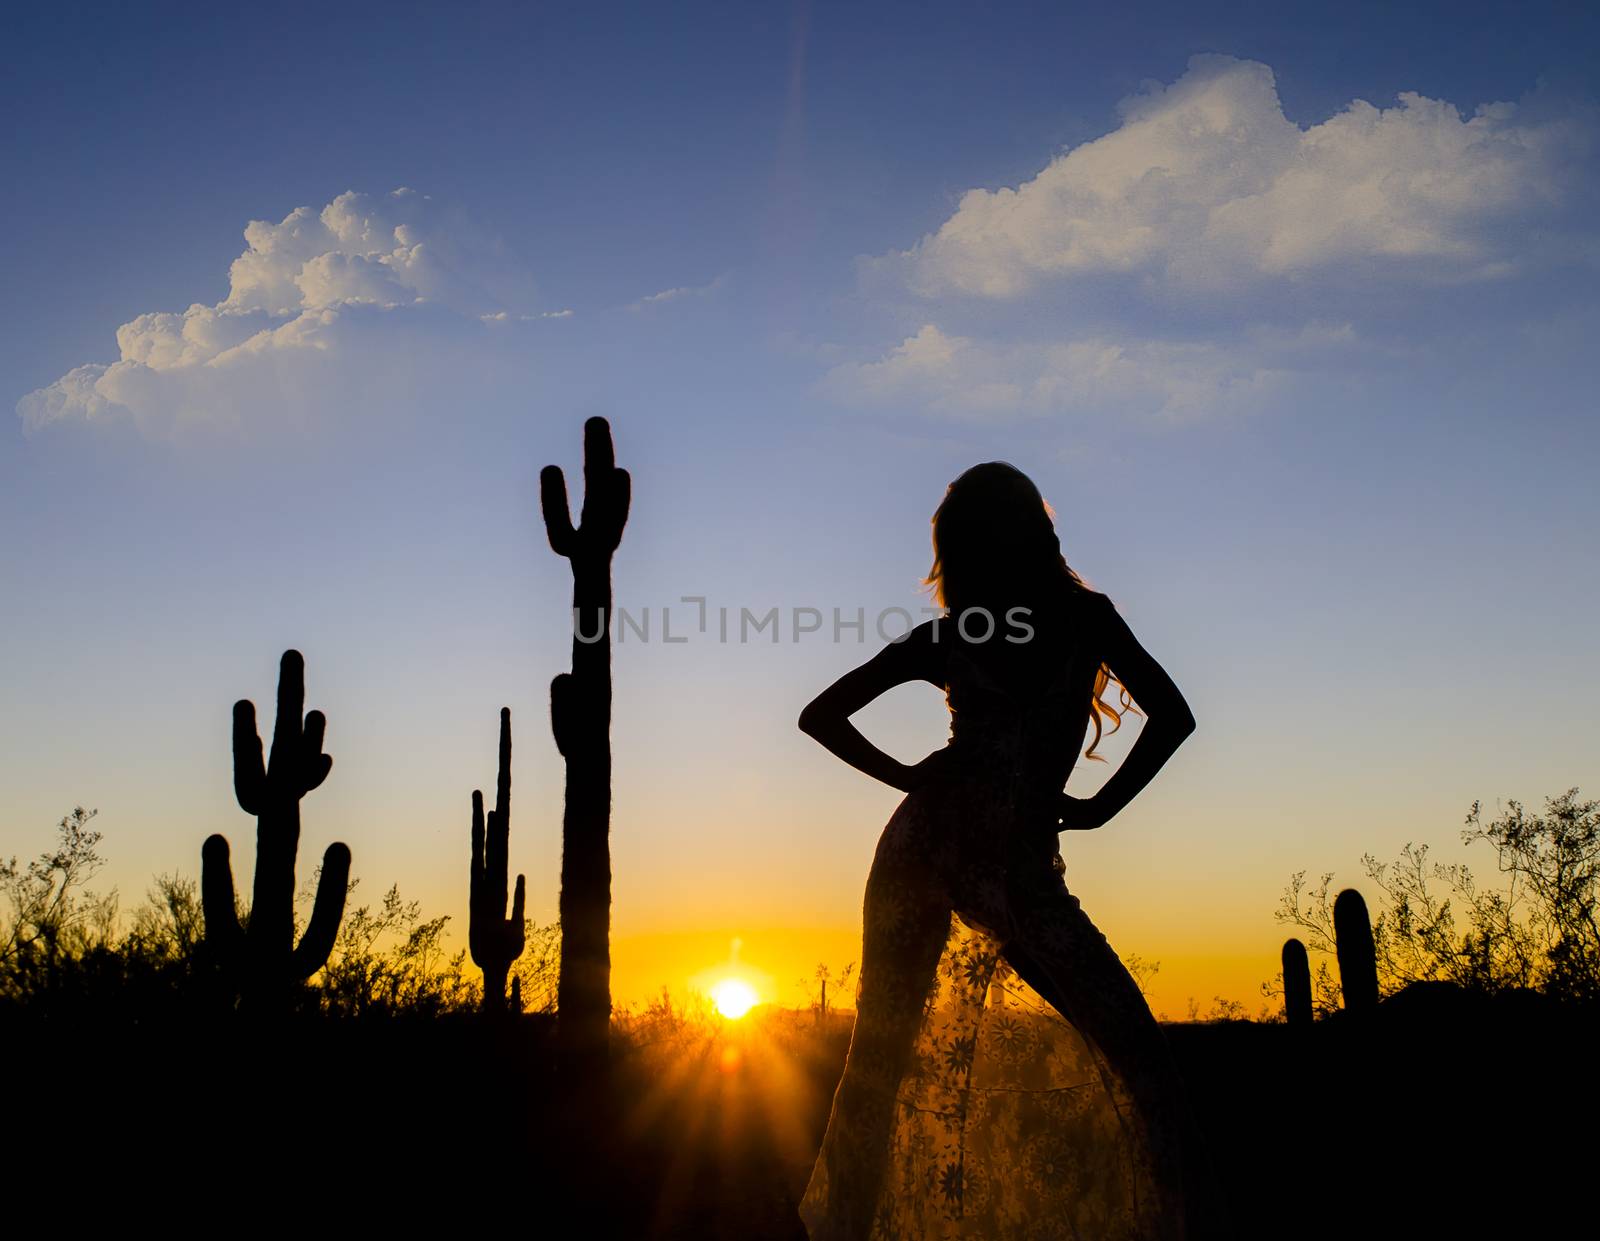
[
  {"x1": 999, "y1": 874, "x2": 1223, "y2": 1239},
  {"x1": 805, "y1": 816, "x2": 952, "y2": 1238}
]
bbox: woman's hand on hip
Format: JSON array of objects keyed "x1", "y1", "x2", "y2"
[{"x1": 1057, "y1": 793, "x2": 1107, "y2": 831}]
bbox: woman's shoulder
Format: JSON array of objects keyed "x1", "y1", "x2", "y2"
[
  {"x1": 1068, "y1": 588, "x2": 1116, "y2": 627},
  {"x1": 879, "y1": 617, "x2": 952, "y2": 685}
]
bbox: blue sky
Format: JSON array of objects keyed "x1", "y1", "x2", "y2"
[{"x1": 3, "y1": 0, "x2": 1598, "y2": 1012}]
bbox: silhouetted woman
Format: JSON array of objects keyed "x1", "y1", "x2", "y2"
[{"x1": 798, "y1": 462, "x2": 1217, "y2": 1239}]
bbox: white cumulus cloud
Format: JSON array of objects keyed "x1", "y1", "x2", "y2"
[
  {"x1": 18, "y1": 189, "x2": 547, "y2": 433},
  {"x1": 826, "y1": 58, "x2": 1598, "y2": 425},
  {"x1": 893, "y1": 55, "x2": 1595, "y2": 299}
]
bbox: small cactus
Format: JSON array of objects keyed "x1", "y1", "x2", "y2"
[
  {"x1": 1334, "y1": 888, "x2": 1379, "y2": 1015},
  {"x1": 470, "y1": 707, "x2": 526, "y2": 1014},
  {"x1": 1282, "y1": 937, "x2": 1312, "y2": 1027},
  {"x1": 541, "y1": 416, "x2": 630, "y2": 1053},
  {"x1": 202, "y1": 650, "x2": 350, "y2": 1009}
]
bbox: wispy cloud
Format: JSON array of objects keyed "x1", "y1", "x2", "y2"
[
  {"x1": 625, "y1": 272, "x2": 730, "y2": 312},
  {"x1": 480, "y1": 309, "x2": 574, "y2": 322},
  {"x1": 819, "y1": 322, "x2": 1375, "y2": 423}
]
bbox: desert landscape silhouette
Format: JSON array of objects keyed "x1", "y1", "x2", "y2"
[
  {"x1": 5, "y1": 418, "x2": 1595, "y2": 1238},
  {"x1": 6, "y1": 5, "x2": 1600, "y2": 1236}
]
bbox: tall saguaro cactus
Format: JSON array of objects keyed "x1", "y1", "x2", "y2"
[
  {"x1": 470, "y1": 707, "x2": 526, "y2": 1013},
  {"x1": 1334, "y1": 888, "x2": 1379, "y2": 1015},
  {"x1": 541, "y1": 416, "x2": 630, "y2": 1051},
  {"x1": 202, "y1": 650, "x2": 351, "y2": 1009}
]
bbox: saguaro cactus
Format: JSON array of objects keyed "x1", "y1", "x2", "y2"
[
  {"x1": 1282, "y1": 937, "x2": 1312, "y2": 1027},
  {"x1": 202, "y1": 650, "x2": 351, "y2": 1009},
  {"x1": 470, "y1": 707, "x2": 526, "y2": 1013},
  {"x1": 1333, "y1": 888, "x2": 1379, "y2": 1015},
  {"x1": 541, "y1": 416, "x2": 630, "y2": 1051}
]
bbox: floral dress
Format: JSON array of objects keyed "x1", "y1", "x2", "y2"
[{"x1": 800, "y1": 621, "x2": 1199, "y2": 1240}]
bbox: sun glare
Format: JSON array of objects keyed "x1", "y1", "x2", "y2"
[{"x1": 711, "y1": 978, "x2": 759, "y2": 1019}]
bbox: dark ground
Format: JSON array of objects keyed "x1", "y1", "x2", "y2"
[{"x1": 10, "y1": 989, "x2": 1592, "y2": 1237}]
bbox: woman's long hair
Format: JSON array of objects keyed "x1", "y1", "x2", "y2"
[{"x1": 924, "y1": 461, "x2": 1136, "y2": 761}]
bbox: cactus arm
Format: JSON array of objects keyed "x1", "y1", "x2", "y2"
[
  {"x1": 604, "y1": 469, "x2": 631, "y2": 548},
  {"x1": 201, "y1": 833, "x2": 243, "y2": 953},
  {"x1": 550, "y1": 673, "x2": 576, "y2": 758},
  {"x1": 511, "y1": 873, "x2": 526, "y2": 931},
  {"x1": 299, "y1": 709, "x2": 332, "y2": 794},
  {"x1": 540, "y1": 466, "x2": 576, "y2": 557},
  {"x1": 233, "y1": 701, "x2": 266, "y2": 816},
  {"x1": 289, "y1": 841, "x2": 351, "y2": 980}
]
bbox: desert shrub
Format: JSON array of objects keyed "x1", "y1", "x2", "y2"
[
  {"x1": 1, "y1": 808, "x2": 557, "y2": 1020},
  {"x1": 1268, "y1": 788, "x2": 1599, "y2": 1009},
  {"x1": 0, "y1": 807, "x2": 122, "y2": 1010}
]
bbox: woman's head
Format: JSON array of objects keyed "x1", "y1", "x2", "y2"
[
  {"x1": 925, "y1": 461, "x2": 1136, "y2": 760},
  {"x1": 926, "y1": 461, "x2": 1084, "y2": 616}
]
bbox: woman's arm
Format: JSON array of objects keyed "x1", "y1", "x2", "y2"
[
  {"x1": 799, "y1": 624, "x2": 946, "y2": 793},
  {"x1": 1060, "y1": 595, "x2": 1196, "y2": 830}
]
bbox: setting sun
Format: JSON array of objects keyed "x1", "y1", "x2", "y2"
[{"x1": 711, "y1": 978, "x2": 759, "y2": 1019}]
